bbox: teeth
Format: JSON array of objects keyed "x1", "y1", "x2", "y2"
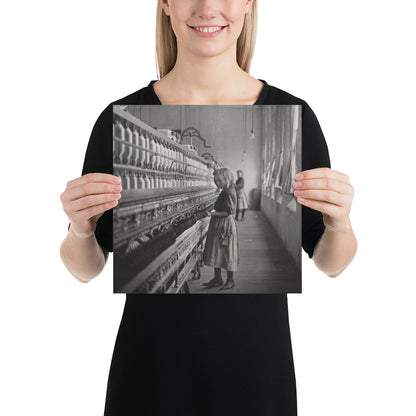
[{"x1": 193, "y1": 26, "x2": 223, "y2": 33}]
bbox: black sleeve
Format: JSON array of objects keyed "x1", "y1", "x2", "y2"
[
  {"x1": 75, "y1": 103, "x2": 114, "y2": 252},
  {"x1": 301, "y1": 102, "x2": 331, "y2": 258}
]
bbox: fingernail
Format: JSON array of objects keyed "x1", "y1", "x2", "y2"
[
  {"x1": 296, "y1": 173, "x2": 303, "y2": 180},
  {"x1": 294, "y1": 182, "x2": 302, "y2": 188},
  {"x1": 113, "y1": 176, "x2": 121, "y2": 183},
  {"x1": 294, "y1": 190, "x2": 302, "y2": 196},
  {"x1": 297, "y1": 198, "x2": 306, "y2": 203}
]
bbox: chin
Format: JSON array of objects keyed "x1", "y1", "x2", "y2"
[{"x1": 192, "y1": 43, "x2": 235, "y2": 59}]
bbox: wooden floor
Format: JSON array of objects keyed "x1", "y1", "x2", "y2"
[{"x1": 187, "y1": 210, "x2": 301, "y2": 294}]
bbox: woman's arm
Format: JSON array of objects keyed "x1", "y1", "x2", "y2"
[
  {"x1": 312, "y1": 218, "x2": 357, "y2": 277},
  {"x1": 60, "y1": 173, "x2": 121, "y2": 282},
  {"x1": 294, "y1": 168, "x2": 357, "y2": 277},
  {"x1": 60, "y1": 227, "x2": 109, "y2": 283}
]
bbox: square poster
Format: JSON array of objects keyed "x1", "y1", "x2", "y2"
[{"x1": 113, "y1": 104, "x2": 301, "y2": 294}]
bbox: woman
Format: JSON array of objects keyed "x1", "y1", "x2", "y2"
[
  {"x1": 202, "y1": 167, "x2": 239, "y2": 289},
  {"x1": 235, "y1": 169, "x2": 249, "y2": 220},
  {"x1": 60, "y1": 1, "x2": 357, "y2": 414}
]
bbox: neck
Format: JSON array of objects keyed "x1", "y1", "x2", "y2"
[{"x1": 165, "y1": 44, "x2": 246, "y2": 103}]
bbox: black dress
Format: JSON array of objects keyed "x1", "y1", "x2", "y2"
[{"x1": 79, "y1": 79, "x2": 330, "y2": 415}]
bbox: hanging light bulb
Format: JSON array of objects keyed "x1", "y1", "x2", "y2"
[{"x1": 249, "y1": 106, "x2": 255, "y2": 140}]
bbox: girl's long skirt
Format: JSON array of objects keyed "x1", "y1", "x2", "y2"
[
  {"x1": 237, "y1": 189, "x2": 249, "y2": 210},
  {"x1": 202, "y1": 215, "x2": 239, "y2": 271}
]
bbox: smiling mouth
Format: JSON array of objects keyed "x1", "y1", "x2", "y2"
[{"x1": 189, "y1": 25, "x2": 228, "y2": 33}]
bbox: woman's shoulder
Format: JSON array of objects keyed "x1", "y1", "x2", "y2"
[
  {"x1": 260, "y1": 79, "x2": 308, "y2": 106},
  {"x1": 90, "y1": 81, "x2": 160, "y2": 125},
  {"x1": 111, "y1": 80, "x2": 160, "y2": 105},
  {"x1": 261, "y1": 80, "x2": 325, "y2": 139}
]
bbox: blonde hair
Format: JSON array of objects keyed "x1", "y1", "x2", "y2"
[
  {"x1": 155, "y1": 0, "x2": 258, "y2": 79},
  {"x1": 214, "y1": 167, "x2": 235, "y2": 189}
]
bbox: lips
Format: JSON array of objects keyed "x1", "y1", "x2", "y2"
[
  {"x1": 188, "y1": 25, "x2": 228, "y2": 37},
  {"x1": 189, "y1": 25, "x2": 228, "y2": 32}
]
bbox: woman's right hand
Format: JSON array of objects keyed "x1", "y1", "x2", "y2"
[{"x1": 60, "y1": 173, "x2": 121, "y2": 239}]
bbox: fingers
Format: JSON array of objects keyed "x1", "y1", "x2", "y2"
[
  {"x1": 293, "y1": 177, "x2": 352, "y2": 195},
  {"x1": 61, "y1": 182, "x2": 122, "y2": 203},
  {"x1": 296, "y1": 198, "x2": 348, "y2": 220},
  {"x1": 65, "y1": 173, "x2": 120, "y2": 190},
  {"x1": 294, "y1": 168, "x2": 355, "y2": 225},
  {"x1": 61, "y1": 173, "x2": 122, "y2": 235},
  {"x1": 61, "y1": 173, "x2": 122, "y2": 214},
  {"x1": 296, "y1": 167, "x2": 350, "y2": 184},
  {"x1": 65, "y1": 192, "x2": 121, "y2": 214},
  {"x1": 294, "y1": 189, "x2": 346, "y2": 207},
  {"x1": 69, "y1": 200, "x2": 119, "y2": 226}
]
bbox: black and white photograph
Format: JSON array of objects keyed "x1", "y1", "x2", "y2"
[
  {"x1": 113, "y1": 104, "x2": 301, "y2": 294},
  {"x1": 3, "y1": 1, "x2": 416, "y2": 415}
]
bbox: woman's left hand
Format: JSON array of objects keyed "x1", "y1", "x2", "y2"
[{"x1": 293, "y1": 168, "x2": 355, "y2": 232}]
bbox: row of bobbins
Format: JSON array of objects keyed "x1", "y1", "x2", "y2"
[
  {"x1": 113, "y1": 118, "x2": 214, "y2": 190},
  {"x1": 113, "y1": 119, "x2": 209, "y2": 175}
]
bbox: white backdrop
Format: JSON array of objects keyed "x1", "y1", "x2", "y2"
[{"x1": 1, "y1": 1, "x2": 415, "y2": 415}]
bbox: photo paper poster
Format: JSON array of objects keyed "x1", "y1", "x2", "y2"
[{"x1": 113, "y1": 105, "x2": 301, "y2": 294}]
